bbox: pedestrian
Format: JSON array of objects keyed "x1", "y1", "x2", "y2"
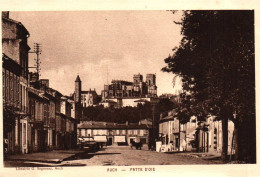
[{"x1": 148, "y1": 142, "x2": 151, "y2": 150}]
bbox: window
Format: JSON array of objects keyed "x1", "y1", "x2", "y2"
[
  {"x1": 93, "y1": 130, "x2": 97, "y2": 135},
  {"x1": 3, "y1": 70, "x2": 5, "y2": 101},
  {"x1": 6, "y1": 71, "x2": 9, "y2": 102},
  {"x1": 134, "y1": 130, "x2": 137, "y2": 135},
  {"x1": 23, "y1": 123, "x2": 26, "y2": 145},
  {"x1": 122, "y1": 130, "x2": 126, "y2": 135},
  {"x1": 81, "y1": 129, "x2": 85, "y2": 137},
  {"x1": 13, "y1": 75, "x2": 17, "y2": 105},
  {"x1": 10, "y1": 73, "x2": 13, "y2": 103},
  {"x1": 140, "y1": 130, "x2": 144, "y2": 136},
  {"x1": 87, "y1": 129, "x2": 91, "y2": 136},
  {"x1": 128, "y1": 130, "x2": 132, "y2": 135}
]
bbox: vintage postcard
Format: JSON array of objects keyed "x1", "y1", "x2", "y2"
[{"x1": 0, "y1": 1, "x2": 259, "y2": 177}]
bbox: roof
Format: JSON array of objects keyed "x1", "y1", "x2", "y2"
[
  {"x1": 159, "y1": 115, "x2": 175, "y2": 123},
  {"x1": 28, "y1": 87, "x2": 49, "y2": 101},
  {"x1": 78, "y1": 121, "x2": 151, "y2": 129},
  {"x1": 75, "y1": 75, "x2": 81, "y2": 82},
  {"x1": 134, "y1": 99, "x2": 149, "y2": 102},
  {"x1": 82, "y1": 90, "x2": 97, "y2": 95},
  {"x1": 2, "y1": 17, "x2": 30, "y2": 36}
]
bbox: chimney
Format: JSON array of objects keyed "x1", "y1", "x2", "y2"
[{"x1": 2, "y1": 11, "x2": 9, "y2": 18}]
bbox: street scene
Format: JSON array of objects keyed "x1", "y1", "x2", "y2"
[{"x1": 2, "y1": 10, "x2": 255, "y2": 168}]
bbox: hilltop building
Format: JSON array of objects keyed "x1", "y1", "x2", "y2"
[
  {"x1": 101, "y1": 73, "x2": 157, "y2": 99},
  {"x1": 100, "y1": 73, "x2": 157, "y2": 108}
]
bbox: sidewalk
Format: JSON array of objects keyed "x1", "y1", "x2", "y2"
[
  {"x1": 165, "y1": 151, "x2": 221, "y2": 160},
  {"x1": 179, "y1": 152, "x2": 221, "y2": 160},
  {"x1": 5, "y1": 149, "x2": 84, "y2": 163}
]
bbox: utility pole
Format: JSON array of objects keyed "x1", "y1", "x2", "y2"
[
  {"x1": 29, "y1": 43, "x2": 42, "y2": 80},
  {"x1": 179, "y1": 118, "x2": 181, "y2": 151}
]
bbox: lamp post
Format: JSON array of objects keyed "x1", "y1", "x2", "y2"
[{"x1": 151, "y1": 98, "x2": 159, "y2": 149}]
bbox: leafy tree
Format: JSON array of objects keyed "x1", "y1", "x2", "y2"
[
  {"x1": 81, "y1": 97, "x2": 176, "y2": 125},
  {"x1": 162, "y1": 10, "x2": 255, "y2": 162}
]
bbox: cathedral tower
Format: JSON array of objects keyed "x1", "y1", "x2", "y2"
[
  {"x1": 74, "y1": 75, "x2": 82, "y2": 120},
  {"x1": 75, "y1": 75, "x2": 82, "y2": 103}
]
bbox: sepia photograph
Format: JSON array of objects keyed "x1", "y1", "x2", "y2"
[{"x1": 1, "y1": 6, "x2": 257, "y2": 176}]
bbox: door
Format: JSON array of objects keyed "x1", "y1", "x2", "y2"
[{"x1": 108, "y1": 137, "x2": 113, "y2": 145}]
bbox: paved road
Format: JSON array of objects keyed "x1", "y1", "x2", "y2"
[
  {"x1": 61, "y1": 145, "x2": 222, "y2": 166},
  {"x1": 4, "y1": 146, "x2": 222, "y2": 167}
]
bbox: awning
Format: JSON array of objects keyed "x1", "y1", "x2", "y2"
[
  {"x1": 114, "y1": 136, "x2": 126, "y2": 143},
  {"x1": 94, "y1": 136, "x2": 107, "y2": 142},
  {"x1": 81, "y1": 137, "x2": 95, "y2": 142}
]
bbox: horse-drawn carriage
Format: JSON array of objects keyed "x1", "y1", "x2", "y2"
[
  {"x1": 130, "y1": 141, "x2": 143, "y2": 150},
  {"x1": 130, "y1": 138, "x2": 143, "y2": 150}
]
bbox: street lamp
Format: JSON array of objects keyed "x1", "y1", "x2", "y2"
[{"x1": 151, "y1": 98, "x2": 159, "y2": 150}]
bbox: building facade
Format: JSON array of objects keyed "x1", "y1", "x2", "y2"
[
  {"x1": 101, "y1": 73, "x2": 157, "y2": 100},
  {"x1": 158, "y1": 109, "x2": 234, "y2": 154},
  {"x1": 81, "y1": 89, "x2": 99, "y2": 107},
  {"x1": 2, "y1": 12, "x2": 30, "y2": 154},
  {"x1": 77, "y1": 121, "x2": 152, "y2": 146},
  {"x1": 99, "y1": 97, "x2": 151, "y2": 108},
  {"x1": 3, "y1": 12, "x2": 79, "y2": 155}
]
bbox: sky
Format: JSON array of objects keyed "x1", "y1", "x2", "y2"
[{"x1": 10, "y1": 11, "x2": 183, "y2": 96}]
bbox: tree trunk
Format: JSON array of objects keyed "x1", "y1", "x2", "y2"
[
  {"x1": 234, "y1": 118, "x2": 256, "y2": 163},
  {"x1": 221, "y1": 116, "x2": 228, "y2": 161},
  {"x1": 234, "y1": 121, "x2": 242, "y2": 161}
]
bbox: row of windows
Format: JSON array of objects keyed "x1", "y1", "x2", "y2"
[
  {"x1": 79, "y1": 129, "x2": 146, "y2": 136},
  {"x1": 3, "y1": 69, "x2": 28, "y2": 112}
]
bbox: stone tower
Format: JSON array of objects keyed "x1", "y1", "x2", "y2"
[
  {"x1": 146, "y1": 74, "x2": 156, "y2": 86},
  {"x1": 74, "y1": 75, "x2": 82, "y2": 120},
  {"x1": 75, "y1": 75, "x2": 81, "y2": 103},
  {"x1": 146, "y1": 74, "x2": 157, "y2": 97}
]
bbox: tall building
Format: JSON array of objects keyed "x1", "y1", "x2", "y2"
[
  {"x1": 74, "y1": 75, "x2": 100, "y2": 110},
  {"x1": 146, "y1": 74, "x2": 157, "y2": 96},
  {"x1": 74, "y1": 75, "x2": 82, "y2": 121},
  {"x1": 75, "y1": 75, "x2": 81, "y2": 104}
]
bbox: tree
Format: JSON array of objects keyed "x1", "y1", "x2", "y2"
[{"x1": 162, "y1": 10, "x2": 255, "y2": 163}]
